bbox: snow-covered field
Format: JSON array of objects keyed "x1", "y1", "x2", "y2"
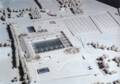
[
  {"x1": 0, "y1": 24, "x2": 9, "y2": 42},
  {"x1": 0, "y1": 47, "x2": 19, "y2": 84}
]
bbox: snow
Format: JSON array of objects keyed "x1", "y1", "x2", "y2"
[
  {"x1": 0, "y1": 47, "x2": 19, "y2": 84},
  {"x1": 0, "y1": 24, "x2": 9, "y2": 42},
  {"x1": 0, "y1": 1, "x2": 3, "y2": 9},
  {"x1": 0, "y1": 0, "x2": 120, "y2": 84},
  {"x1": 18, "y1": 18, "x2": 120, "y2": 84},
  {"x1": 1, "y1": 0, "x2": 34, "y2": 9}
]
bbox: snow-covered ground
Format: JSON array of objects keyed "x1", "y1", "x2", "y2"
[
  {"x1": 0, "y1": 1, "x2": 3, "y2": 9},
  {"x1": 0, "y1": 47, "x2": 19, "y2": 84},
  {"x1": 0, "y1": 0, "x2": 120, "y2": 84},
  {"x1": 1, "y1": 0, "x2": 34, "y2": 9},
  {"x1": 0, "y1": 24, "x2": 10, "y2": 42}
]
